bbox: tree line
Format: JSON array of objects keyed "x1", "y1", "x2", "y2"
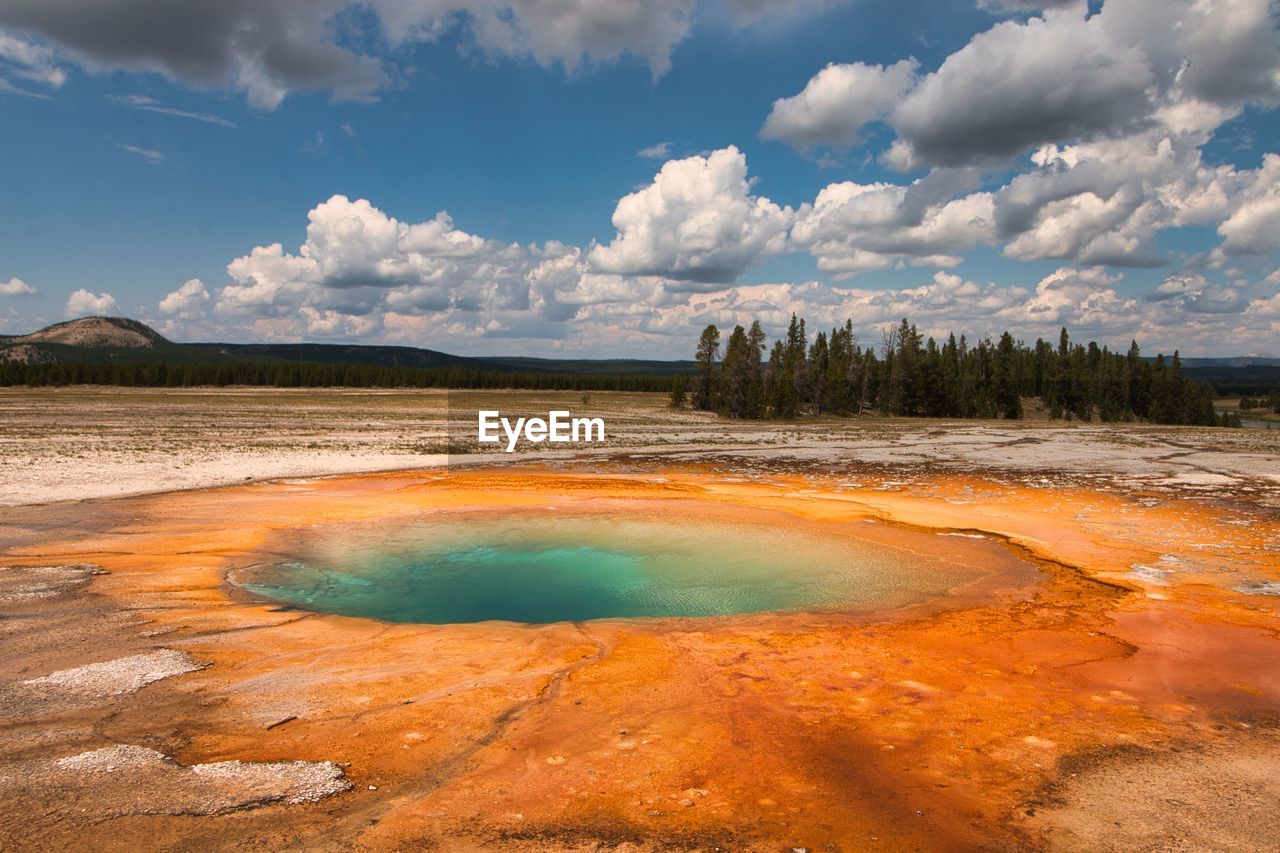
[
  {"x1": 1239, "y1": 393, "x2": 1280, "y2": 414},
  {"x1": 0, "y1": 359, "x2": 672, "y2": 393},
  {"x1": 675, "y1": 316, "x2": 1235, "y2": 427}
]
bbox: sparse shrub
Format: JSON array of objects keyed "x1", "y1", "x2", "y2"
[{"x1": 669, "y1": 374, "x2": 688, "y2": 408}]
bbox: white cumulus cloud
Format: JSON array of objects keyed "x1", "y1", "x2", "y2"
[
  {"x1": 158, "y1": 278, "x2": 210, "y2": 319},
  {"x1": 886, "y1": 5, "x2": 1158, "y2": 169},
  {"x1": 792, "y1": 178, "x2": 995, "y2": 277},
  {"x1": 0, "y1": 276, "x2": 37, "y2": 296},
  {"x1": 588, "y1": 146, "x2": 793, "y2": 286},
  {"x1": 1218, "y1": 153, "x2": 1280, "y2": 254},
  {"x1": 65, "y1": 289, "x2": 119, "y2": 316},
  {"x1": 761, "y1": 60, "x2": 918, "y2": 149},
  {"x1": 769, "y1": 0, "x2": 1280, "y2": 169}
]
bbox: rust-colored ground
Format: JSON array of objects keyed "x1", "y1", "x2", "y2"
[{"x1": 1, "y1": 464, "x2": 1278, "y2": 850}]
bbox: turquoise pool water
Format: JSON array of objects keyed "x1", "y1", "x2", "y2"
[{"x1": 237, "y1": 511, "x2": 1018, "y2": 624}]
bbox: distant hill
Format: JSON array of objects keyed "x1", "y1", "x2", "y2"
[
  {"x1": 0, "y1": 317, "x2": 691, "y2": 377},
  {"x1": 1, "y1": 316, "x2": 166, "y2": 349},
  {"x1": 188, "y1": 344, "x2": 697, "y2": 375},
  {"x1": 1173, "y1": 356, "x2": 1280, "y2": 367},
  {"x1": 1182, "y1": 364, "x2": 1280, "y2": 394},
  {"x1": 188, "y1": 342, "x2": 502, "y2": 372},
  {"x1": 0, "y1": 317, "x2": 245, "y2": 366},
  {"x1": 484, "y1": 356, "x2": 698, "y2": 376},
  {"x1": 7, "y1": 317, "x2": 1273, "y2": 389},
  {"x1": 1133, "y1": 355, "x2": 1280, "y2": 393}
]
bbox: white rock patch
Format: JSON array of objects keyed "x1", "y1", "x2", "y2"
[
  {"x1": 23, "y1": 649, "x2": 204, "y2": 697},
  {"x1": 0, "y1": 564, "x2": 102, "y2": 604},
  {"x1": 28, "y1": 744, "x2": 352, "y2": 814}
]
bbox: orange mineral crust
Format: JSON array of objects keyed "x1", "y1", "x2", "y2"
[{"x1": 1, "y1": 464, "x2": 1277, "y2": 851}]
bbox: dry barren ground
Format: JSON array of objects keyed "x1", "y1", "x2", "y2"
[
  {"x1": 1, "y1": 387, "x2": 1278, "y2": 506},
  {"x1": 1, "y1": 387, "x2": 1278, "y2": 851}
]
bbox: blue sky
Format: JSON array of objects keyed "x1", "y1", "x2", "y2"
[{"x1": 1, "y1": 0, "x2": 1277, "y2": 356}]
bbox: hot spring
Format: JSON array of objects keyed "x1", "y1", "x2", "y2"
[{"x1": 234, "y1": 506, "x2": 1038, "y2": 625}]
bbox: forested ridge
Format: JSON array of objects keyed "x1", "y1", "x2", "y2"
[
  {"x1": 677, "y1": 316, "x2": 1237, "y2": 426},
  {"x1": 0, "y1": 315, "x2": 1255, "y2": 428},
  {"x1": 0, "y1": 359, "x2": 671, "y2": 392}
]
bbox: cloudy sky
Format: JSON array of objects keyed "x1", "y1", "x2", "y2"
[{"x1": 1, "y1": 0, "x2": 1277, "y2": 357}]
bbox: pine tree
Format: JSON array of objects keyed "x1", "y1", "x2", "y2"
[
  {"x1": 719, "y1": 325, "x2": 753, "y2": 417},
  {"x1": 693, "y1": 324, "x2": 721, "y2": 411},
  {"x1": 809, "y1": 331, "x2": 830, "y2": 415},
  {"x1": 994, "y1": 332, "x2": 1022, "y2": 419},
  {"x1": 746, "y1": 320, "x2": 767, "y2": 417}
]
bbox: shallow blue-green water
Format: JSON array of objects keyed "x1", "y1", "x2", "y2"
[{"x1": 237, "y1": 512, "x2": 1021, "y2": 624}]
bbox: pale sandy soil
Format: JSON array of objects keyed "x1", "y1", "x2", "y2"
[
  {"x1": 1025, "y1": 732, "x2": 1280, "y2": 851},
  {"x1": 1, "y1": 387, "x2": 1277, "y2": 506}
]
